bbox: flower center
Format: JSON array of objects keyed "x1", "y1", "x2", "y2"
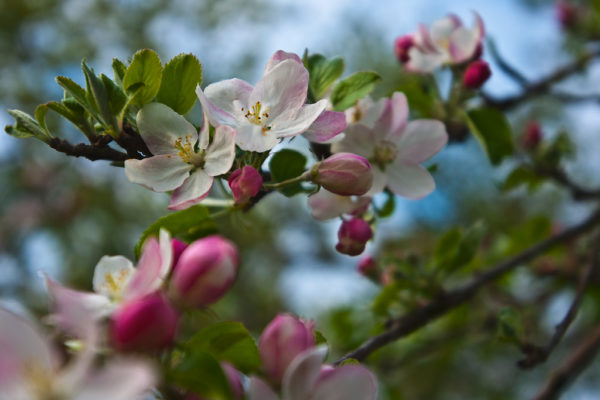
[
  {"x1": 174, "y1": 135, "x2": 195, "y2": 163},
  {"x1": 372, "y1": 140, "x2": 398, "y2": 170},
  {"x1": 100, "y1": 267, "x2": 133, "y2": 300},
  {"x1": 241, "y1": 101, "x2": 272, "y2": 135}
]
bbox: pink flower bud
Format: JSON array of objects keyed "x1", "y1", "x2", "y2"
[
  {"x1": 110, "y1": 293, "x2": 178, "y2": 352},
  {"x1": 228, "y1": 166, "x2": 263, "y2": 204},
  {"x1": 462, "y1": 60, "x2": 491, "y2": 89},
  {"x1": 171, "y1": 238, "x2": 188, "y2": 270},
  {"x1": 335, "y1": 218, "x2": 373, "y2": 256},
  {"x1": 557, "y1": 1, "x2": 578, "y2": 29},
  {"x1": 170, "y1": 236, "x2": 239, "y2": 307},
  {"x1": 259, "y1": 313, "x2": 315, "y2": 384},
  {"x1": 357, "y1": 256, "x2": 380, "y2": 280},
  {"x1": 313, "y1": 153, "x2": 373, "y2": 196},
  {"x1": 523, "y1": 121, "x2": 543, "y2": 150},
  {"x1": 394, "y1": 35, "x2": 414, "y2": 64}
]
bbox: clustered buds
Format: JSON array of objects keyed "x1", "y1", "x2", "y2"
[
  {"x1": 394, "y1": 35, "x2": 414, "y2": 64},
  {"x1": 311, "y1": 153, "x2": 373, "y2": 196},
  {"x1": 228, "y1": 166, "x2": 263, "y2": 204},
  {"x1": 462, "y1": 60, "x2": 491, "y2": 89},
  {"x1": 336, "y1": 218, "x2": 373, "y2": 256}
]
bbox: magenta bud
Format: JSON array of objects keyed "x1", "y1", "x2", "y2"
[
  {"x1": 357, "y1": 256, "x2": 380, "y2": 280},
  {"x1": 336, "y1": 218, "x2": 373, "y2": 256},
  {"x1": 170, "y1": 235, "x2": 239, "y2": 308},
  {"x1": 228, "y1": 166, "x2": 263, "y2": 204},
  {"x1": 171, "y1": 238, "x2": 188, "y2": 270},
  {"x1": 313, "y1": 153, "x2": 373, "y2": 196},
  {"x1": 394, "y1": 35, "x2": 414, "y2": 64},
  {"x1": 523, "y1": 121, "x2": 543, "y2": 150},
  {"x1": 110, "y1": 293, "x2": 178, "y2": 352},
  {"x1": 259, "y1": 313, "x2": 316, "y2": 384},
  {"x1": 462, "y1": 60, "x2": 491, "y2": 89},
  {"x1": 557, "y1": 1, "x2": 578, "y2": 28}
]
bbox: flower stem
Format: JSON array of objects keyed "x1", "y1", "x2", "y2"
[
  {"x1": 200, "y1": 198, "x2": 235, "y2": 208},
  {"x1": 263, "y1": 171, "x2": 311, "y2": 189}
]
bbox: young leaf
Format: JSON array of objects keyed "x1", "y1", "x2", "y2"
[
  {"x1": 168, "y1": 350, "x2": 233, "y2": 400},
  {"x1": 497, "y1": 307, "x2": 524, "y2": 344},
  {"x1": 56, "y1": 76, "x2": 102, "y2": 122},
  {"x1": 304, "y1": 53, "x2": 345, "y2": 100},
  {"x1": 5, "y1": 109, "x2": 52, "y2": 142},
  {"x1": 44, "y1": 101, "x2": 95, "y2": 139},
  {"x1": 101, "y1": 74, "x2": 128, "y2": 115},
  {"x1": 123, "y1": 49, "x2": 163, "y2": 106},
  {"x1": 502, "y1": 166, "x2": 544, "y2": 193},
  {"x1": 269, "y1": 149, "x2": 307, "y2": 197},
  {"x1": 466, "y1": 107, "x2": 514, "y2": 165},
  {"x1": 157, "y1": 53, "x2": 202, "y2": 115},
  {"x1": 82, "y1": 60, "x2": 118, "y2": 130},
  {"x1": 330, "y1": 71, "x2": 381, "y2": 111},
  {"x1": 112, "y1": 57, "x2": 128, "y2": 86}
]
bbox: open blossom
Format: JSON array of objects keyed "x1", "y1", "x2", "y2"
[
  {"x1": 0, "y1": 307, "x2": 156, "y2": 400},
  {"x1": 248, "y1": 346, "x2": 377, "y2": 400},
  {"x1": 399, "y1": 13, "x2": 485, "y2": 73},
  {"x1": 196, "y1": 50, "x2": 339, "y2": 152},
  {"x1": 125, "y1": 103, "x2": 236, "y2": 210},
  {"x1": 332, "y1": 92, "x2": 448, "y2": 198}
]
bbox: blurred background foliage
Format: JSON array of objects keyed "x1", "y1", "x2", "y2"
[{"x1": 3, "y1": 0, "x2": 600, "y2": 398}]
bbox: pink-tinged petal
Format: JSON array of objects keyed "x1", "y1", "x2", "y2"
[
  {"x1": 265, "y1": 50, "x2": 303, "y2": 73},
  {"x1": 307, "y1": 189, "x2": 359, "y2": 221},
  {"x1": 92, "y1": 256, "x2": 135, "y2": 298},
  {"x1": 448, "y1": 26, "x2": 479, "y2": 63},
  {"x1": 303, "y1": 111, "x2": 347, "y2": 143},
  {"x1": 373, "y1": 92, "x2": 409, "y2": 140},
  {"x1": 405, "y1": 48, "x2": 445, "y2": 73},
  {"x1": 204, "y1": 78, "x2": 254, "y2": 119},
  {"x1": 473, "y1": 11, "x2": 485, "y2": 39},
  {"x1": 365, "y1": 167, "x2": 388, "y2": 197},
  {"x1": 249, "y1": 59, "x2": 309, "y2": 117},
  {"x1": 168, "y1": 170, "x2": 214, "y2": 210},
  {"x1": 197, "y1": 113, "x2": 210, "y2": 150},
  {"x1": 396, "y1": 120, "x2": 447, "y2": 164},
  {"x1": 415, "y1": 23, "x2": 437, "y2": 52},
  {"x1": 386, "y1": 162, "x2": 435, "y2": 199},
  {"x1": 345, "y1": 96, "x2": 381, "y2": 127},
  {"x1": 204, "y1": 125, "x2": 236, "y2": 176},
  {"x1": 123, "y1": 229, "x2": 172, "y2": 301},
  {"x1": 331, "y1": 124, "x2": 375, "y2": 159},
  {"x1": 136, "y1": 103, "x2": 198, "y2": 155},
  {"x1": 235, "y1": 123, "x2": 279, "y2": 152},
  {"x1": 270, "y1": 100, "x2": 328, "y2": 138},
  {"x1": 282, "y1": 345, "x2": 328, "y2": 400},
  {"x1": 196, "y1": 85, "x2": 240, "y2": 127},
  {"x1": 248, "y1": 377, "x2": 279, "y2": 400},
  {"x1": 430, "y1": 15, "x2": 461, "y2": 43},
  {"x1": 311, "y1": 365, "x2": 377, "y2": 400},
  {"x1": 125, "y1": 155, "x2": 192, "y2": 192},
  {"x1": 73, "y1": 358, "x2": 156, "y2": 400}
]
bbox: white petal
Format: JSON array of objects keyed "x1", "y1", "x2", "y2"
[
  {"x1": 448, "y1": 26, "x2": 479, "y2": 63},
  {"x1": 386, "y1": 162, "x2": 435, "y2": 199},
  {"x1": 373, "y1": 92, "x2": 409, "y2": 140},
  {"x1": 235, "y1": 123, "x2": 279, "y2": 152},
  {"x1": 204, "y1": 78, "x2": 254, "y2": 118},
  {"x1": 204, "y1": 125, "x2": 236, "y2": 176},
  {"x1": 196, "y1": 84, "x2": 240, "y2": 127},
  {"x1": 168, "y1": 170, "x2": 214, "y2": 210},
  {"x1": 282, "y1": 345, "x2": 328, "y2": 400},
  {"x1": 125, "y1": 155, "x2": 192, "y2": 192},
  {"x1": 92, "y1": 256, "x2": 135, "y2": 298},
  {"x1": 311, "y1": 365, "x2": 378, "y2": 400},
  {"x1": 197, "y1": 112, "x2": 210, "y2": 150},
  {"x1": 331, "y1": 124, "x2": 375, "y2": 159},
  {"x1": 405, "y1": 47, "x2": 446, "y2": 73},
  {"x1": 307, "y1": 190, "x2": 357, "y2": 221},
  {"x1": 270, "y1": 100, "x2": 328, "y2": 138},
  {"x1": 136, "y1": 103, "x2": 198, "y2": 155},
  {"x1": 365, "y1": 167, "x2": 388, "y2": 197},
  {"x1": 248, "y1": 377, "x2": 279, "y2": 400},
  {"x1": 430, "y1": 15, "x2": 461, "y2": 43},
  {"x1": 265, "y1": 50, "x2": 302, "y2": 73},
  {"x1": 396, "y1": 120, "x2": 447, "y2": 164}
]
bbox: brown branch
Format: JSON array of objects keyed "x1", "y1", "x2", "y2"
[
  {"x1": 487, "y1": 38, "x2": 529, "y2": 87},
  {"x1": 532, "y1": 323, "x2": 600, "y2": 400},
  {"x1": 48, "y1": 137, "x2": 129, "y2": 162},
  {"x1": 335, "y1": 209, "x2": 600, "y2": 365},
  {"x1": 535, "y1": 166, "x2": 600, "y2": 201},
  {"x1": 518, "y1": 235, "x2": 600, "y2": 369}
]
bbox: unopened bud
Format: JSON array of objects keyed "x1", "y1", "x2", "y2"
[
  {"x1": 259, "y1": 313, "x2": 315, "y2": 384},
  {"x1": 312, "y1": 153, "x2": 373, "y2": 196},
  {"x1": 228, "y1": 166, "x2": 263, "y2": 204},
  {"x1": 462, "y1": 60, "x2": 491, "y2": 89},
  {"x1": 110, "y1": 293, "x2": 178, "y2": 352},
  {"x1": 357, "y1": 256, "x2": 380, "y2": 281},
  {"x1": 394, "y1": 35, "x2": 415, "y2": 64},
  {"x1": 523, "y1": 121, "x2": 543, "y2": 150},
  {"x1": 171, "y1": 238, "x2": 188, "y2": 269},
  {"x1": 170, "y1": 236, "x2": 239, "y2": 307},
  {"x1": 557, "y1": 1, "x2": 579, "y2": 29},
  {"x1": 336, "y1": 218, "x2": 373, "y2": 256}
]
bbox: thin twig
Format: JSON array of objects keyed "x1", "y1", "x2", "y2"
[
  {"x1": 532, "y1": 323, "x2": 600, "y2": 400},
  {"x1": 48, "y1": 138, "x2": 130, "y2": 162},
  {"x1": 487, "y1": 38, "x2": 529, "y2": 87},
  {"x1": 534, "y1": 166, "x2": 600, "y2": 201},
  {"x1": 335, "y1": 209, "x2": 600, "y2": 364}
]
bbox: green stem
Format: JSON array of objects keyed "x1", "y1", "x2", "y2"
[
  {"x1": 263, "y1": 171, "x2": 311, "y2": 189},
  {"x1": 201, "y1": 198, "x2": 235, "y2": 208}
]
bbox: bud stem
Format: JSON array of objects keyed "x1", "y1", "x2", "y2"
[{"x1": 263, "y1": 170, "x2": 312, "y2": 189}]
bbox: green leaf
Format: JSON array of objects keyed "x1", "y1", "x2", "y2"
[
  {"x1": 497, "y1": 307, "x2": 524, "y2": 344},
  {"x1": 112, "y1": 58, "x2": 128, "y2": 86},
  {"x1": 502, "y1": 166, "x2": 544, "y2": 193},
  {"x1": 157, "y1": 53, "x2": 202, "y2": 114},
  {"x1": 5, "y1": 109, "x2": 51, "y2": 142},
  {"x1": 372, "y1": 281, "x2": 406, "y2": 317},
  {"x1": 168, "y1": 350, "x2": 233, "y2": 400},
  {"x1": 304, "y1": 53, "x2": 345, "y2": 100},
  {"x1": 34, "y1": 104, "x2": 49, "y2": 133},
  {"x1": 101, "y1": 74, "x2": 128, "y2": 116},
  {"x1": 269, "y1": 149, "x2": 307, "y2": 197},
  {"x1": 45, "y1": 101, "x2": 95, "y2": 138},
  {"x1": 314, "y1": 330, "x2": 328, "y2": 346},
  {"x1": 123, "y1": 49, "x2": 163, "y2": 106},
  {"x1": 376, "y1": 190, "x2": 396, "y2": 218},
  {"x1": 56, "y1": 76, "x2": 102, "y2": 122},
  {"x1": 466, "y1": 107, "x2": 514, "y2": 165},
  {"x1": 134, "y1": 204, "x2": 216, "y2": 259},
  {"x1": 82, "y1": 60, "x2": 117, "y2": 130},
  {"x1": 186, "y1": 322, "x2": 261, "y2": 374},
  {"x1": 330, "y1": 71, "x2": 381, "y2": 111},
  {"x1": 433, "y1": 221, "x2": 485, "y2": 273},
  {"x1": 394, "y1": 77, "x2": 438, "y2": 118}
]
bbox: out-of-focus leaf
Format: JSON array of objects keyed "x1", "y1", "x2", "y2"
[
  {"x1": 330, "y1": 71, "x2": 381, "y2": 111},
  {"x1": 303, "y1": 53, "x2": 345, "y2": 100},
  {"x1": 502, "y1": 166, "x2": 544, "y2": 193},
  {"x1": 168, "y1": 350, "x2": 233, "y2": 400},
  {"x1": 157, "y1": 53, "x2": 202, "y2": 115},
  {"x1": 497, "y1": 307, "x2": 524, "y2": 344},
  {"x1": 466, "y1": 107, "x2": 514, "y2": 165}
]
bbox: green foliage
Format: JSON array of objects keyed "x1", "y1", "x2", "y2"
[
  {"x1": 330, "y1": 71, "x2": 381, "y2": 111},
  {"x1": 432, "y1": 221, "x2": 486, "y2": 274},
  {"x1": 466, "y1": 107, "x2": 514, "y2": 165},
  {"x1": 372, "y1": 281, "x2": 409, "y2": 317},
  {"x1": 134, "y1": 204, "x2": 216, "y2": 259},
  {"x1": 112, "y1": 58, "x2": 127, "y2": 86},
  {"x1": 502, "y1": 167, "x2": 544, "y2": 193},
  {"x1": 375, "y1": 190, "x2": 396, "y2": 218},
  {"x1": 314, "y1": 329, "x2": 328, "y2": 346},
  {"x1": 269, "y1": 149, "x2": 307, "y2": 196},
  {"x1": 82, "y1": 60, "x2": 118, "y2": 131},
  {"x1": 539, "y1": 131, "x2": 575, "y2": 167},
  {"x1": 303, "y1": 52, "x2": 345, "y2": 101},
  {"x1": 56, "y1": 76, "x2": 103, "y2": 123},
  {"x1": 496, "y1": 307, "x2": 524, "y2": 345},
  {"x1": 123, "y1": 49, "x2": 163, "y2": 106},
  {"x1": 157, "y1": 53, "x2": 203, "y2": 115},
  {"x1": 393, "y1": 76, "x2": 439, "y2": 118},
  {"x1": 5, "y1": 109, "x2": 51, "y2": 142},
  {"x1": 101, "y1": 74, "x2": 128, "y2": 116},
  {"x1": 186, "y1": 321, "x2": 261, "y2": 374},
  {"x1": 168, "y1": 350, "x2": 233, "y2": 400}
]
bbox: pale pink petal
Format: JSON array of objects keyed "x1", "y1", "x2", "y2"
[
  {"x1": 308, "y1": 190, "x2": 357, "y2": 221},
  {"x1": 249, "y1": 59, "x2": 309, "y2": 117},
  {"x1": 365, "y1": 167, "x2": 388, "y2": 197},
  {"x1": 396, "y1": 120, "x2": 447, "y2": 164},
  {"x1": 136, "y1": 103, "x2": 198, "y2": 155},
  {"x1": 414, "y1": 24, "x2": 437, "y2": 52},
  {"x1": 197, "y1": 112, "x2": 210, "y2": 150},
  {"x1": 204, "y1": 125, "x2": 236, "y2": 176},
  {"x1": 92, "y1": 256, "x2": 134, "y2": 298},
  {"x1": 405, "y1": 48, "x2": 445, "y2": 73},
  {"x1": 125, "y1": 155, "x2": 192, "y2": 192},
  {"x1": 265, "y1": 50, "x2": 303, "y2": 73},
  {"x1": 303, "y1": 111, "x2": 347, "y2": 143},
  {"x1": 386, "y1": 162, "x2": 436, "y2": 199},
  {"x1": 282, "y1": 345, "x2": 328, "y2": 400},
  {"x1": 168, "y1": 170, "x2": 214, "y2": 210},
  {"x1": 270, "y1": 100, "x2": 328, "y2": 138},
  {"x1": 373, "y1": 93, "x2": 409, "y2": 140},
  {"x1": 311, "y1": 365, "x2": 378, "y2": 400},
  {"x1": 448, "y1": 27, "x2": 479, "y2": 63},
  {"x1": 473, "y1": 11, "x2": 485, "y2": 39},
  {"x1": 345, "y1": 96, "x2": 381, "y2": 127},
  {"x1": 430, "y1": 15, "x2": 461, "y2": 43},
  {"x1": 196, "y1": 85, "x2": 240, "y2": 127},
  {"x1": 331, "y1": 124, "x2": 375, "y2": 159},
  {"x1": 248, "y1": 377, "x2": 279, "y2": 400},
  {"x1": 235, "y1": 123, "x2": 279, "y2": 152},
  {"x1": 204, "y1": 78, "x2": 254, "y2": 119}
]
